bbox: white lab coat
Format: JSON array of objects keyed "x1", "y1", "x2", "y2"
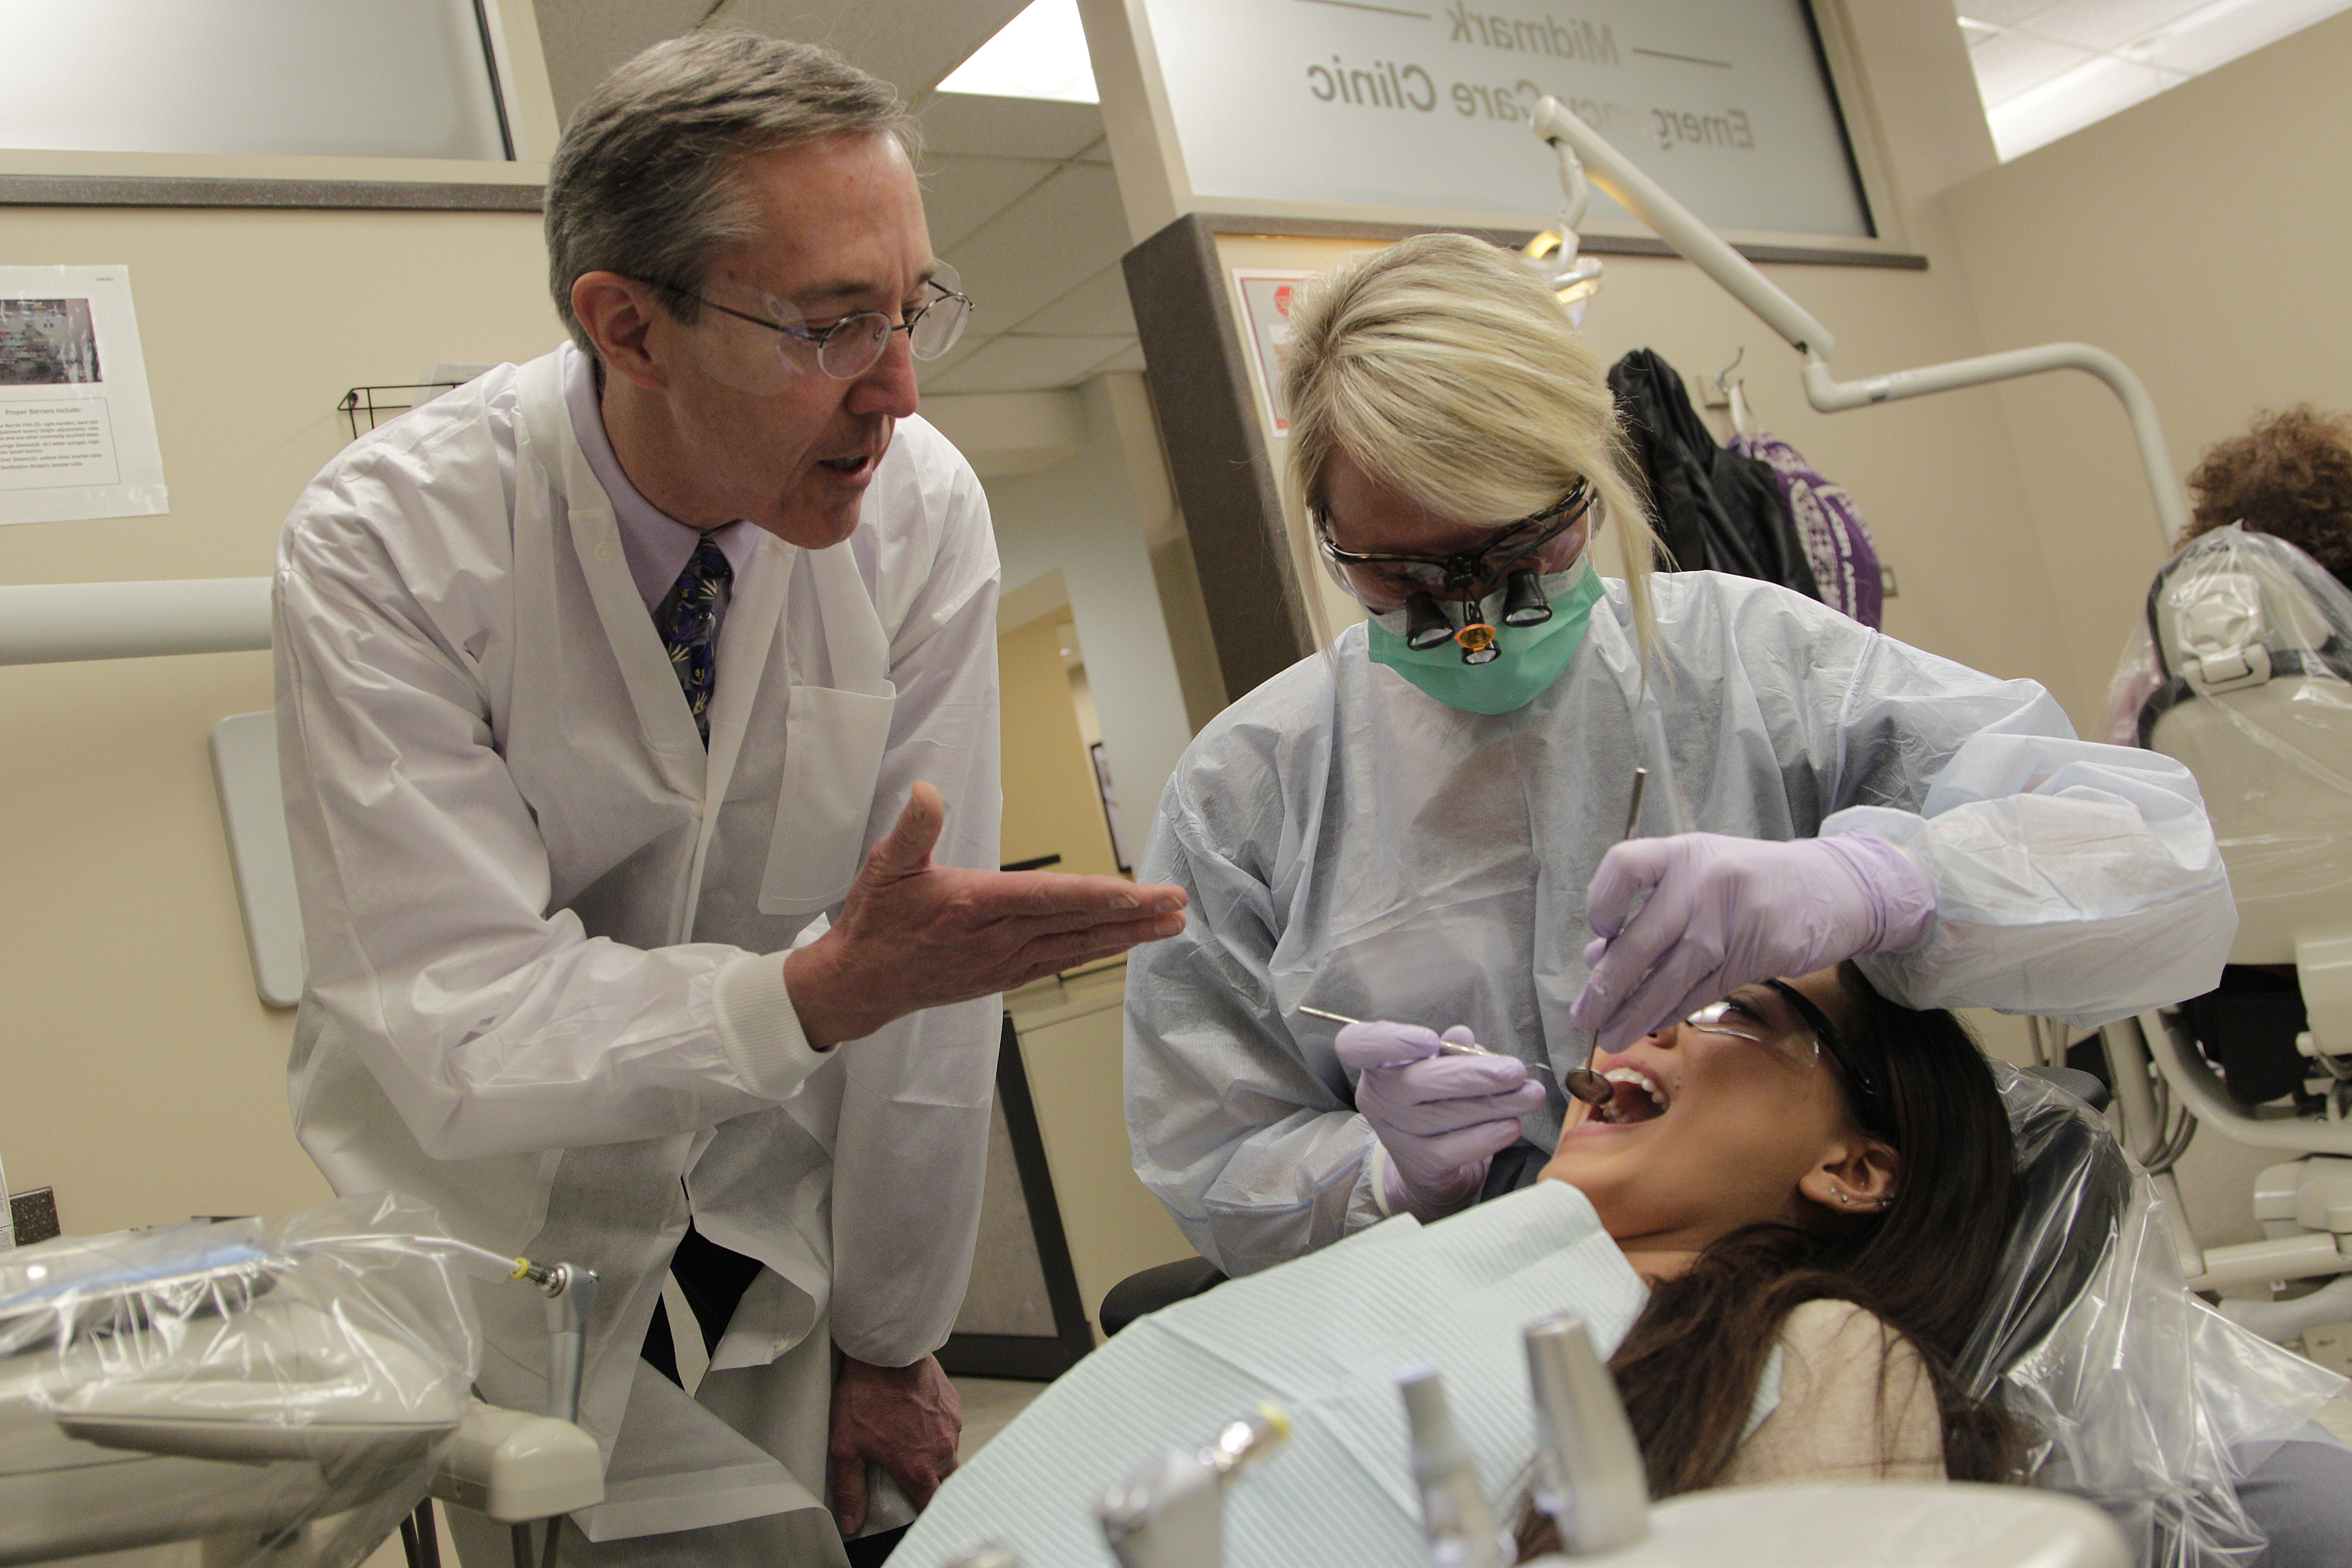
[
  {"x1": 274, "y1": 348, "x2": 1002, "y2": 1555},
  {"x1": 1126, "y1": 572, "x2": 2236, "y2": 1276}
]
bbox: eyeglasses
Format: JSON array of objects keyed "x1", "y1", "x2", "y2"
[
  {"x1": 1684, "y1": 982, "x2": 1892, "y2": 1136},
  {"x1": 636, "y1": 261, "x2": 973, "y2": 380},
  {"x1": 1314, "y1": 482, "x2": 1594, "y2": 615}
]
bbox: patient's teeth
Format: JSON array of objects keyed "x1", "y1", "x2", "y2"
[{"x1": 1598, "y1": 1066, "x2": 1667, "y2": 1116}]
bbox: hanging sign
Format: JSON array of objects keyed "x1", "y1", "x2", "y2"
[{"x1": 1137, "y1": 0, "x2": 1872, "y2": 238}]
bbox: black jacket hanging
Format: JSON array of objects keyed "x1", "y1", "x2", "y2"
[{"x1": 1607, "y1": 348, "x2": 1821, "y2": 600}]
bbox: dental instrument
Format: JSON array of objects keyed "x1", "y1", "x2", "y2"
[
  {"x1": 1522, "y1": 1314, "x2": 1648, "y2": 1556},
  {"x1": 1096, "y1": 1405, "x2": 1291, "y2": 1568},
  {"x1": 1563, "y1": 768, "x2": 1648, "y2": 1106},
  {"x1": 1397, "y1": 1364, "x2": 1509, "y2": 1568},
  {"x1": 1299, "y1": 1006, "x2": 1555, "y2": 1079}
]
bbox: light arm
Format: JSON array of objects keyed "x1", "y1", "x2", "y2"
[{"x1": 1527, "y1": 95, "x2": 2187, "y2": 549}]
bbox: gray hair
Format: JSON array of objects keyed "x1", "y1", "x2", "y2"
[
  {"x1": 1281, "y1": 231, "x2": 1660, "y2": 656},
  {"x1": 545, "y1": 27, "x2": 919, "y2": 355}
]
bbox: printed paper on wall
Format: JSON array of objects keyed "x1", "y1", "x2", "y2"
[{"x1": 0, "y1": 266, "x2": 167, "y2": 526}]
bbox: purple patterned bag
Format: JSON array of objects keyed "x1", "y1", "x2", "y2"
[{"x1": 1730, "y1": 430, "x2": 1885, "y2": 629}]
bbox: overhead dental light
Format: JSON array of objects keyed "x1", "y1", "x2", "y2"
[
  {"x1": 936, "y1": 0, "x2": 1099, "y2": 104},
  {"x1": 1519, "y1": 139, "x2": 1603, "y2": 324}
]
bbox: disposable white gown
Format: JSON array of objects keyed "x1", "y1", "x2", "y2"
[
  {"x1": 274, "y1": 348, "x2": 1002, "y2": 1554},
  {"x1": 1126, "y1": 573, "x2": 2234, "y2": 1275}
]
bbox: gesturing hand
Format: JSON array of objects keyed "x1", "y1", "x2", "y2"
[
  {"x1": 828, "y1": 1352, "x2": 961, "y2": 1537},
  {"x1": 785, "y1": 781, "x2": 1188, "y2": 1047}
]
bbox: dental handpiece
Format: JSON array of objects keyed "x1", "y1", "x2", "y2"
[
  {"x1": 1397, "y1": 1365, "x2": 1510, "y2": 1568},
  {"x1": 1522, "y1": 1314, "x2": 1650, "y2": 1554},
  {"x1": 1098, "y1": 1406, "x2": 1292, "y2": 1568},
  {"x1": 1563, "y1": 766, "x2": 1648, "y2": 1107},
  {"x1": 1298, "y1": 1005, "x2": 1555, "y2": 1078}
]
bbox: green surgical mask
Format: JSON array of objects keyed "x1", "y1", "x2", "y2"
[{"x1": 1365, "y1": 562, "x2": 1604, "y2": 715}]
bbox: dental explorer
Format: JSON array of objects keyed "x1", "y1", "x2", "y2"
[
  {"x1": 1297, "y1": 1005, "x2": 1555, "y2": 1079},
  {"x1": 1561, "y1": 766, "x2": 1648, "y2": 1107}
]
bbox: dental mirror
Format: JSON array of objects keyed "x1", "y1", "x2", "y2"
[{"x1": 1563, "y1": 766, "x2": 1648, "y2": 1107}]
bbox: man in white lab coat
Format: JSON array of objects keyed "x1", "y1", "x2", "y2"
[{"x1": 271, "y1": 30, "x2": 1184, "y2": 1566}]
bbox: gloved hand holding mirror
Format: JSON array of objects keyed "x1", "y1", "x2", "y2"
[{"x1": 1570, "y1": 830, "x2": 1935, "y2": 1056}]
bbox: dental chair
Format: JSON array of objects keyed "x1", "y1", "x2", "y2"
[
  {"x1": 1101, "y1": 1065, "x2": 2343, "y2": 1567},
  {"x1": 0, "y1": 1195, "x2": 604, "y2": 1568},
  {"x1": 2097, "y1": 525, "x2": 2352, "y2": 1300}
]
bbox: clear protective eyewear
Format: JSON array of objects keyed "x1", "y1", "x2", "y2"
[
  {"x1": 638, "y1": 259, "x2": 973, "y2": 381},
  {"x1": 1314, "y1": 483, "x2": 1595, "y2": 662},
  {"x1": 1682, "y1": 981, "x2": 1891, "y2": 1135}
]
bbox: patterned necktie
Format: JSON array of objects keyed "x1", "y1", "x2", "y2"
[{"x1": 658, "y1": 536, "x2": 732, "y2": 745}]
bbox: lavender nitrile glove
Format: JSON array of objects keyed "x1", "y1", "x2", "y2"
[
  {"x1": 1333, "y1": 1020, "x2": 1546, "y2": 1222},
  {"x1": 1570, "y1": 831, "x2": 1935, "y2": 1053}
]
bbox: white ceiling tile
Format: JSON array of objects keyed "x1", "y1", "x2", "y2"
[
  {"x1": 949, "y1": 161, "x2": 1132, "y2": 329},
  {"x1": 1967, "y1": 29, "x2": 2099, "y2": 105},
  {"x1": 922, "y1": 334, "x2": 1135, "y2": 393},
  {"x1": 2021, "y1": 0, "x2": 2211, "y2": 51},
  {"x1": 717, "y1": 0, "x2": 1030, "y2": 100},
  {"x1": 913, "y1": 330, "x2": 987, "y2": 386},
  {"x1": 534, "y1": 0, "x2": 722, "y2": 118},
  {"x1": 1955, "y1": 0, "x2": 2071, "y2": 26},
  {"x1": 1011, "y1": 263, "x2": 1137, "y2": 336},
  {"x1": 916, "y1": 91, "x2": 1105, "y2": 159},
  {"x1": 2142, "y1": 0, "x2": 2352, "y2": 73},
  {"x1": 1098, "y1": 344, "x2": 1148, "y2": 374},
  {"x1": 921, "y1": 154, "x2": 1060, "y2": 253}
]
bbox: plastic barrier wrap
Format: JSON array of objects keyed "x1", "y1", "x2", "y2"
[
  {"x1": 1964, "y1": 1068, "x2": 2344, "y2": 1568},
  {"x1": 0, "y1": 1192, "x2": 480, "y2": 1568},
  {"x1": 2104, "y1": 524, "x2": 2352, "y2": 962}
]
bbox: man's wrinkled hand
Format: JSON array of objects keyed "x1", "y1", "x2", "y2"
[
  {"x1": 785, "y1": 781, "x2": 1187, "y2": 1048},
  {"x1": 828, "y1": 1352, "x2": 962, "y2": 1537}
]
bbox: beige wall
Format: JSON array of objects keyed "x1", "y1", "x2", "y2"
[
  {"x1": 0, "y1": 201, "x2": 558, "y2": 1236},
  {"x1": 1941, "y1": 8, "x2": 2352, "y2": 729},
  {"x1": 998, "y1": 613, "x2": 1122, "y2": 879}
]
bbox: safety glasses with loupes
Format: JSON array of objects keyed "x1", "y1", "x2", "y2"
[{"x1": 1313, "y1": 482, "x2": 1595, "y2": 664}]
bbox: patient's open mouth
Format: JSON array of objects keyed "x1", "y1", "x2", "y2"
[{"x1": 1592, "y1": 1066, "x2": 1667, "y2": 1124}]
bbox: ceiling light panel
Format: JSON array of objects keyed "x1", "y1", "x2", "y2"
[{"x1": 936, "y1": 0, "x2": 1098, "y2": 105}]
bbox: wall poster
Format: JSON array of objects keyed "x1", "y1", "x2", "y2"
[
  {"x1": 0, "y1": 266, "x2": 168, "y2": 526},
  {"x1": 1230, "y1": 269, "x2": 1315, "y2": 436}
]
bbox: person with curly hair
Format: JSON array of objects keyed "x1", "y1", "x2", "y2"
[
  {"x1": 2104, "y1": 405, "x2": 2352, "y2": 744},
  {"x1": 2181, "y1": 406, "x2": 2352, "y2": 588}
]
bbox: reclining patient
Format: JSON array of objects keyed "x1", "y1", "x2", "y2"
[
  {"x1": 1523, "y1": 962, "x2": 2020, "y2": 1505},
  {"x1": 895, "y1": 966, "x2": 2027, "y2": 1568}
]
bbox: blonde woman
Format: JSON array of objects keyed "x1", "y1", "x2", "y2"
[{"x1": 1124, "y1": 232, "x2": 2233, "y2": 1275}]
